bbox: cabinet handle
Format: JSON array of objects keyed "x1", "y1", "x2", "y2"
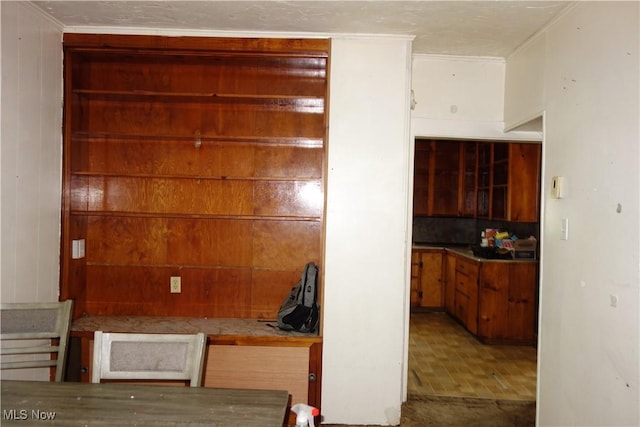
[
  {"x1": 308, "y1": 373, "x2": 317, "y2": 382},
  {"x1": 484, "y1": 283, "x2": 499, "y2": 291}
]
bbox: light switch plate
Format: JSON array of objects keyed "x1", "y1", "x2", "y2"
[{"x1": 561, "y1": 218, "x2": 569, "y2": 240}]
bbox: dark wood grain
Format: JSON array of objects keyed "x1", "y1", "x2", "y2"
[{"x1": 60, "y1": 35, "x2": 327, "y2": 320}]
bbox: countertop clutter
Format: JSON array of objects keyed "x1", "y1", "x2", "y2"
[
  {"x1": 412, "y1": 243, "x2": 538, "y2": 263},
  {"x1": 414, "y1": 227, "x2": 538, "y2": 262},
  {"x1": 479, "y1": 228, "x2": 537, "y2": 260}
]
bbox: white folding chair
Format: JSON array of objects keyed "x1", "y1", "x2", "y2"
[
  {"x1": 91, "y1": 331, "x2": 207, "y2": 387},
  {"x1": 0, "y1": 300, "x2": 74, "y2": 382}
]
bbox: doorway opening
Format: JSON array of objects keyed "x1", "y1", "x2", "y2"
[{"x1": 405, "y1": 134, "x2": 543, "y2": 423}]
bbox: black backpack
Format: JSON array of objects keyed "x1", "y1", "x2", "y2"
[{"x1": 276, "y1": 262, "x2": 319, "y2": 333}]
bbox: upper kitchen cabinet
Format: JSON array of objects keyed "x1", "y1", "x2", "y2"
[
  {"x1": 413, "y1": 139, "x2": 477, "y2": 217},
  {"x1": 476, "y1": 142, "x2": 541, "y2": 222},
  {"x1": 414, "y1": 139, "x2": 540, "y2": 222},
  {"x1": 60, "y1": 34, "x2": 329, "y2": 319}
]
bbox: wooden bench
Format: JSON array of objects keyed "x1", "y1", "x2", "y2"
[{"x1": 70, "y1": 316, "x2": 322, "y2": 411}]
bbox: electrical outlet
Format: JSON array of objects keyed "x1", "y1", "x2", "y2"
[{"x1": 170, "y1": 276, "x2": 181, "y2": 293}]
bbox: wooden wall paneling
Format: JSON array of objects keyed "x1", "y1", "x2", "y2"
[
  {"x1": 252, "y1": 221, "x2": 322, "y2": 270},
  {"x1": 62, "y1": 35, "x2": 328, "y2": 319},
  {"x1": 84, "y1": 265, "x2": 254, "y2": 317},
  {"x1": 308, "y1": 342, "x2": 323, "y2": 413},
  {"x1": 253, "y1": 180, "x2": 323, "y2": 218}
]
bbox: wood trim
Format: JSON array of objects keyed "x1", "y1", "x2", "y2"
[
  {"x1": 308, "y1": 342, "x2": 323, "y2": 411},
  {"x1": 63, "y1": 33, "x2": 330, "y2": 56}
]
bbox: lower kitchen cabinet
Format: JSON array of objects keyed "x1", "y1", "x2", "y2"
[
  {"x1": 478, "y1": 261, "x2": 538, "y2": 344},
  {"x1": 411, "y1": 249, "x2": 443, "y2": 308},
  {"x1": 443, "y1": 249, "x2": 538, "y2": 344}
]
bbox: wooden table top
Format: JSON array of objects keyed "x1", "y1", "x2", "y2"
[{"x1": 1, "y1": 380, "x2": 288, "y2": 426}]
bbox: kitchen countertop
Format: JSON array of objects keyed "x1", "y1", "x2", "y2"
[{"x1": 412, "y1": 243, "x2": 538, "y2": 263}]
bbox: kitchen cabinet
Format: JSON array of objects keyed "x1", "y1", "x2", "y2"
[
  {"x1": 414, "y1": 139, "x2": 540, "y2": 221},
  {"x1": 461, "y1": 142, "x2": 478, "y2": 217},
  {"x1": 60, "y1": 34, "x2": 328, "y2": 319},
  {"x1": 410, "y1": 249, "x2": 443, "y2": 308},
  {"x1": 432, "y1": 141, "x2": 461, "y2": 216},
  {"x1": 413, "y1": 140, "x2": 477, "y2": 217},
  {"x1": 443, "y1": 249, "x2": 538, "y2": 344},
  {"x1": 478, "y1": 262, "x2": 538, "y2": 344},
  {"x1": 476, "y1": 142, "x2": 541, "y2": 222},
  {"x1": 413, "y1": 141, "x2": 432, "y2": 216}
]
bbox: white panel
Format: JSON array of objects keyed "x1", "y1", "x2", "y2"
[
  {"x1": 14, "y1": 4, "x2": 43, "y2": 302},
  {"x1": 1, "y1": 1, "x2": 20, "y2": 303},
  {"x1": 323, "y1": 36, "x2": 412, "y2": 425},
  {"x1": 0, "y1": 2, "x2": 63, "y2": 380},
  {"x1": 37, "y1": 13, "x2": 63, "y2": 302}
]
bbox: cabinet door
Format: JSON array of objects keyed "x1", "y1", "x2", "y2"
[
  {"x1": 478, "y1": 263, "x2": 510, "y2": 340},
  {"x1": 506, "y1": 262, "x2": 538, "y2": 342},
  {"x1": 508, "y1": 143, "x2": 542, "y2": 222},
  {"x1": 460, "y1": 142, "x2": 477, "y2": 217},
  {"x1": 413, "y1": 140, "x2": 432, "y2": 216},
  {"x1": 420, "y1": 251, "x2": 443, "y2": 307},
  {"x1": 479, "y1": 262, "x2": 538, "y2": 343},
  {"x1": 443, "y1": 253, "x2": 456, "y2": 313},
  {"x1": 431, "y1": 141, "x2": 460, "y2": 216},
  {"x1": 454, "y1": 291, "x2": 469, "y2": 327},
  {"x1": 476, "y1": 143, "x2": 491, "y2": 218},
  {"x1": 491, "y1": 143, "x2": 509, "y2": 220}
]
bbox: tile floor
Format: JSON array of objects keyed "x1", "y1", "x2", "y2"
[{"x1": 408, "y1": 311, "x2": 537, "y2": 401}]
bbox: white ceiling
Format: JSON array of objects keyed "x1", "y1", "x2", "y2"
[{"x1": 32, "y1": 1, "x2": 571, "y2": 57}]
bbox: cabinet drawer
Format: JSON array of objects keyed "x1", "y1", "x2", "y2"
[
  {"x1": 454, "y1": 290, "x2": 468, "y2": 322},
  {"x1": 456, "y1": 257, "x2": 479, "y2": 277},
  {"x1": 455, "y1": 271, "x2": 477, "y2": 296}
]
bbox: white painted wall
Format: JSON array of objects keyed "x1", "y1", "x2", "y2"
[
  {"x1": 0, "y1": 2, "x2": 63, "y2": 379},
  {"x1": 322, "y1": 36, "x2": 413, "y2": 425},
  {"x1": 411, "y1": 54, "x2": 541, "y2": 141},
  {"x1": 529, "y1": 3, "x2": 639, "y2": 425},
  {"x1": 504, "y1": 33, "x2": 546, "y2": 131}
]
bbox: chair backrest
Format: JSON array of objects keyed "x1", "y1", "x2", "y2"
[
  {"x1": 0, "y1": 300, "x2": 74, "y2": 382},
  {"x1": 92, "y1": 331, "x2": 207, "y2": 387}
]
